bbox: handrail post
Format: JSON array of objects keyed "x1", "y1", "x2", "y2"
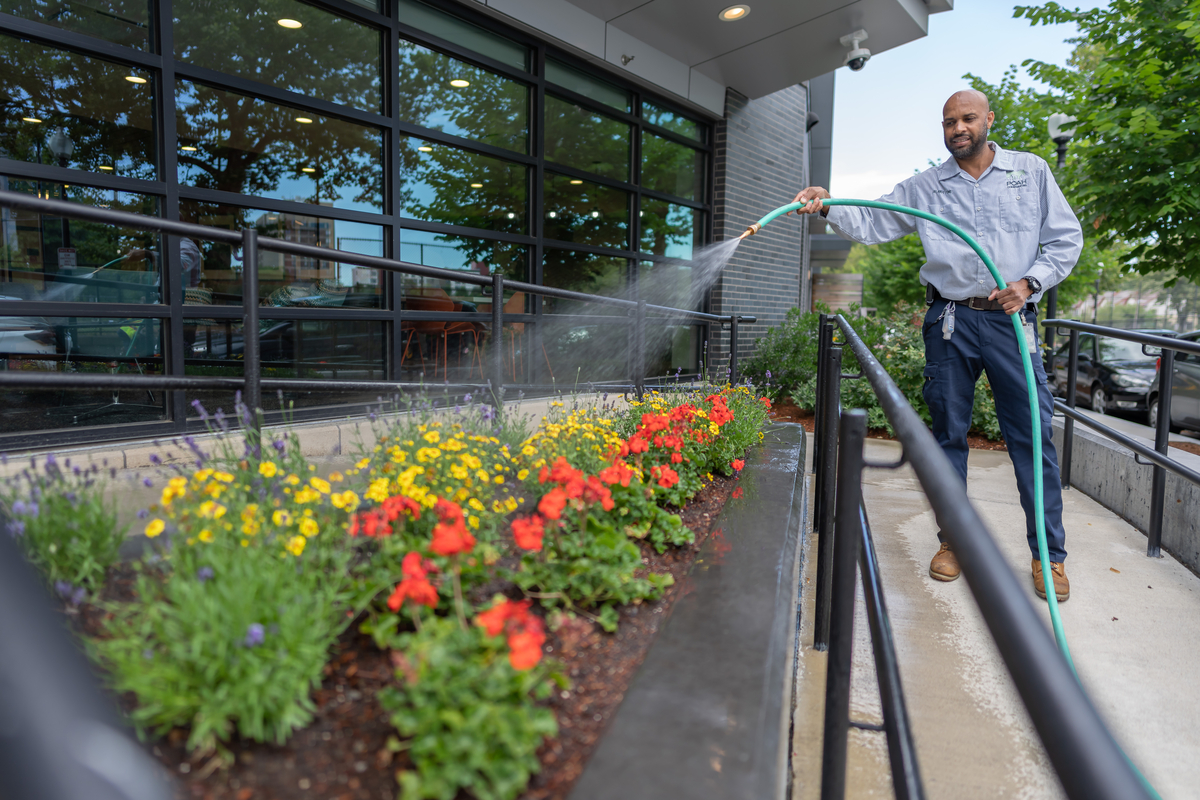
[
  {"x1": 1148, "y1": 347, "x2": 1175, "y2": 557},
  {"x1": 813, "y1": 343, "x2": 843, "y2": 650},
  {"x1": 241, "y1": 228, "x2": 261, "y2": 435},
  {"x1": 634, "y1": 296, "x2": 647, "y2": 398},
  {"x1": 728, "y1": 315, "x2": 740, "y2": 385},
  {"x1": 1061, "y1": 329, "x2": 1079, "y2": 489},
  {"x1": 490, "y1": 271, "x2": 505, "y2": 406},
  {"x1": 1044, "y1": 286, "x2": 1058, "y2": 372},
  {"x1": 820, "y1": 408, "x2": 867, "y2": 800}
]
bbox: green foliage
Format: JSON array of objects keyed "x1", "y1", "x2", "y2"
[
  {"x1": 2, "y1": 456, "x2": 125, "y2": 593},
  {"x1": 743, "y1": 305, "x2": 1003, "y2": 440},
  {"x1": 377, "y1": 616, "x2": 559, "y2": 800},
  {"x1": 95, "y1": 537, "x2": 354, "y2": 753},
  {"x1": 1016, "y1": 0, "x2": 1200, "y2": 282},
  {"x1": 848, "y1": 234, "x2": 928, "y2": 312}
]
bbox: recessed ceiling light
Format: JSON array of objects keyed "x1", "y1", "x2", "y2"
[
  {"x1": 180, "y1": 145, "x2": 198, "y2": 151},
  {"x1": 302, "y1": 167, "x2": 317, "y2": 173},
  {"x1": 591, "y1": 211, "x2": 600, "y2": 218},
  {"x1": 278, "y1": 18, "x2": 302, "y2": 28},
  {"x1": 417, "y1": 146, "x2": 433, "y2": 152},
  {"x1": 125, "y1": 75, "x2": 147, "y2": 84},
  {"x1": 507, "y1": 212, "x2": 515, "y2": 219},
  {"x1": 719, "y1": 4, "x2": 750, "y2": 21},
  {"x1": 548, "y1": 211, "x2": 557, "y2": 218},
  {"x1": 569, "y1": 179, "x2": 583, "y2": 185},
  {"x1": 99, "y1": 165, "x2": 115, "y2": 171},
  {"x1": 22, "y1": 116, "x2": 42, "y2": 123},
  {"x1": 449, "y1": 79, "x2": 470, "y2": 88},
  {"x1": 470, "y1": 182, "x2": 483, "y2": 188},
  {"x1": 296, "y1": 117, "x2": 314, "y2": 124}
]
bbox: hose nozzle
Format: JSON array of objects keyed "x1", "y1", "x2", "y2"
[{"x1": 739, "y1": 223, "x2": 760, "y2": 240}]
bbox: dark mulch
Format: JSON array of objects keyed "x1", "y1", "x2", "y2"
[
  {"x1": 770, "y1": 398, "x2": 1008, "y2": 452},
  {"x1": 1171, "y1": 439, "x2": 1200, "y2": 458},
  {"x1": 66, "y1": 474, "x2": 740, "y2": 800}
]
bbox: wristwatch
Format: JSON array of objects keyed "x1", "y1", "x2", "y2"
[{"x1": 1022, "y1": 275, "x2": 1042, "y2": 295}]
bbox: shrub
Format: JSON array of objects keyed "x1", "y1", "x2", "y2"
[{"x1": 2, "y1": 454, "x2": 125, "y2": 595}]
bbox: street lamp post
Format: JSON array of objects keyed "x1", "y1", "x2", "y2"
[
  {"x1": 46, "y1": 129, "x2": 75, "y2": 250},
  {"x1": 1044, "y1": 113, "x2": 1076, "y2": 367}
]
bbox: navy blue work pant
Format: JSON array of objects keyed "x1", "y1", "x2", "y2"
[{"x1": 922, "y1": 299, "x2": 1067, "y2": 563}]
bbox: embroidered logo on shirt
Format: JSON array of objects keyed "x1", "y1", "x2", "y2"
[
  {"x1": 932, "y1": 189, "x2": 953, "y2": 195},
  {"x1": 1006, "y1": 169, "x2": 1028, "y2": 188}
]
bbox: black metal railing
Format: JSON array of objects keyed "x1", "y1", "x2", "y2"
[
  {"x1": 0, "y1": 190, "x2": 755, "y2": 432},
  {"x1": 1043, "y1": 319, "x2": 1200, "y2": 557},
  {"x1": 810, "y1": 313, "x2": 1153, "y2": 800}
]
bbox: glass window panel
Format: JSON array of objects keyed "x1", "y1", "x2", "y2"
[
  {"x1": 396, "y1": 0, "x2": 527, "y2": 70},
  {"x1": 0, "y1": 35, "x2": 156, "y2": 179},
  {"x1": 346, "y1": 0, "x2": 381, "y2": 9},
  {"x1": 399, "y1": 318, "x2": 524, "y2": 384},
  {"x1": 3, "y1": 1, "x2": 151, "y2": 50},
  {"x1": 0, "y1": 315, "x2": 165, "y2": 433},
  {"x1": 639, "y1": 200, "x2": 703, "y2": 261},
  {"x1": 540, "y1": 321, "x2": 629, "y2": 383},
  {"x1": 545, "y1": 95, "x2": 630, "y2": 182},
  {"x1": 640, "y1": 131, "x2": 703, "y2": 201},
  {"x1": 0, "y1": 175, "x2": 163, "y2": 303},
  {"x1": 544, "y1": 174, "x2": 629, "y2": 250},
  {"x1": 400, "y1": 228, "x2": 527, "y2": 310},
  {"x1": 187, "y1": 319, "x2": 386, "y2": 414},
  {"x1": 398, "y1": 41, "x2": 529, "y2": 154},
  {"x1": 176, "y1": 79, "x2": 384, "y2": 214},
  {"x1": 173, "y1": 0, "x2": 383, "y2": 113},
  {"x1": 545, "y1": 58, "x2": 629, "y2": 112},
  {"x1": 179, "y1": 201, "x2": 385, "y2": 308},
  {"x1": 399, "y1": 138, "x2": 527, "y2": 234},
  {"x1": 645, "y1": 324, "x2": 700, "y2": 378},
  {"x1": 541, "y1": 249, "x2": 627, "y2": 315},
  {"x1": 642, "y1": 100, "x2": 704, "y2": 143},
  {"x1": 638, "y1": 258, "x2": 701, "y2": 312}
]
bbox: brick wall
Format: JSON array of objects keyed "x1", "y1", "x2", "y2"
[{"x1": 708, "y1": 84, "x2": 810, "y2": 378}]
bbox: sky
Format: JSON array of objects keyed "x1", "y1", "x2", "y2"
[{"x1": 828, "y1": 0, "x2": 1111, "y2": 200}]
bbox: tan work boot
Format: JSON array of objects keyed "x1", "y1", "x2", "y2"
[
  {"x1": 929, "y1": 542, "x2": 960, "y2": 582},
  {"x1": 1032, "y1": 559, "x2": 1070, "y2": 602}
]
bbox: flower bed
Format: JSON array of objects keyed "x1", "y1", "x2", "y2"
[{"x1": 4, "y1": 386, "x2": 771, "y2": 800}]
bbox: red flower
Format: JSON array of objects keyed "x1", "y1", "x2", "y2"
[
  {"x1": 760, "y1": 396, "x2": 773, "y2": 409},
  {"x1": 387, "y1": 553, "x2": 439, "y2": 611},
  {"x1": 382, "y1": 494, "x2": 421, "y2": 522},
  {"x1": 599, "y1": 460, "x2": 633, "y2": 487},
  {"x1": 475, "y1": 598, "x2": 546, "y2": 671},
  {"x1": 582, "y1": 475, "x2": 614, "y2": 511},
  {"x1": 626, "y1": 436, "x2": 649, "y2": 455},
  {"x1": 508, "y1": 627, "x2": 546, "y2": 670},
  {"x1": 351, "y1": 510, "x2": 392, "y2": 538},
  {"x1": 732, "y1": 487, "x2": 744, "y2": 500},
  {"x1": 430, "y1": 500, "x2": 475, "y2": 556},
  {"x1": 511, "y1": 514, "x2": 545, "y2": 551},
  {"x1": 538, "y1": 487, "x2": 569, "y2": 520},
  {"x1": 475, "y1": 601, "x2": 510, "y2": 637},
  {"x1": 732, "y1": 458, "x2": 745, "y2": 473},
  {"x1": 652, "y1": 465, "x2": 679, "y2": 488}
]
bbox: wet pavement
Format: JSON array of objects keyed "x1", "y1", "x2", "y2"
[{"x1": 792, "y1": 437, "x2": 1200, "y2": 799}]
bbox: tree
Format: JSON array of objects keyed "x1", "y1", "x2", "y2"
[
  {"x1": 850, "y1": 235, "x2": 927, "y2": 312},
  {"x1": 1016, "y1": 0, "x2": 1200, "y2": 283}
]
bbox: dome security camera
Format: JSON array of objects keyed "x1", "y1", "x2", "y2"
[{"x1": 839, "y1": 29, "x2": 871, "y2": 71}]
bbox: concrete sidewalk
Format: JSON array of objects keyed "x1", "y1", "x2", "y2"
[{"x1": 792, "y1": 438, "x2": 1200, "y2": 799}]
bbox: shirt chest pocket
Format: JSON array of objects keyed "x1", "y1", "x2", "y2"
[
  {"x1": 921, "y1": 201, "x2": 969, "y2": 240},
  {"x1": 999, "y1": 194, "x2": 1038, "y2": 233}
]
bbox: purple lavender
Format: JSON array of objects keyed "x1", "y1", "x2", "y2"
[
  {"x1": 272, "y1": 438, "x2": 286, "y2": 456},
  {"x1": 55, "y1": 581, "x2": 86, "y2": 606},
  {"x1": 190, "y1": 399, "x2": 210, "y2": 421},
  {"x1": 6, "y1": 520, "x2": 25, "y2": 537},
  {"x1": 143, "y1": 477, "x2": 153, "y2": 488},
  {"x1": 196, "y1": 566, "x2": 214, "y2": 583},
  {"x1": 243, "y1": 623, "x2": 266, "y2": 647},
  {"x1": 137, "y1": 509, "x2": 148, "y2": 519}
]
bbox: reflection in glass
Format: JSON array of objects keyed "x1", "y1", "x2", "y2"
[
  {"x1": 642, "y1": 101, "x2": 704, "y2": 142},
  {"x1": 399, "y1": 138, "x2": 527, "y2": 234},
  {"x1": 641, "y1": 131, "x2": 704, "y2": 201},
  {"x1": 3, "y1": 0, "x2": 151, "y2": 49},
  {"x1": 541, "y1": 249, "x2": 627, "y2": 315},
  {"x1": 541, "y1": 322, "x2": 628, "y2": 383},
  {"x1": 175, "y1": 80, "x2": 384, "y2": 213},
  {"x1": 174, "y1": 0, "x2": 383, "y2": 113},
  {"x1": 640, "y1": 200, "x2": 703, "y2": 261},
  {"x1": 396, "y1": 0, "x2": 527, "y2": 70},
  {"x1": 179, "y1": 201, "x2": 385, "y2": 307},
  {"x1": 544, "y1": 174, "x2": 628, "y2": 250},
  {"x1": 638, "y1": 259, "x2": 700, "y2": 311},
  {"x1": 397, "y1": 41, "x2": 529, "y2": 153},
  {"x1": 187, "y1": 319, "x2": 386, "y2": 414},
  {"x1": 645, "y1": 324, "x2": 699, "y2": 377},
  {"x1": 0, "y1": 35, "x2": 156, "y2": 179},
  {"x1": 545, "y1": 58, "x2": 629, "y2": 112},
  {"x1": 0, "y1": 176, "x2": 162, "y2": 303},
  {"x1": 545, "y1": 95, "x2": 630, "y2": 182},
  {"x1": 400, "y1": 229, "x2": 526, "y2": 309},
  {"x1": 0, "y1": 315, "x2": 165, "y2": 432}
]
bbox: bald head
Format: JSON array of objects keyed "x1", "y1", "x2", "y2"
[{"x1": 942, "y1": 90, "x2": 995, "y2": 162}]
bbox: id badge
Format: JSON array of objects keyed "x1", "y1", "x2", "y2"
[{"x1": 1022, "y1": 319, "x2": 1037, "y2": 353}]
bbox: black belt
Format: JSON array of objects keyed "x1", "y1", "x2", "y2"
[{"x1": 927, "y1": 285, "x2": 1007, "y2": 312}]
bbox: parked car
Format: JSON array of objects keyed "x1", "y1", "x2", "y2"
[
  {"x1": 1147, "y1": 330, "x2": 1200, "y2": 433},
  {"x1": 1048, "y1": 329, "x2": 1176, "y2": 416}
]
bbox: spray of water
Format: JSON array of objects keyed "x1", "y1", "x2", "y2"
[{"x1": 538, "y1": 238, "x2": 743, "y2": 385}]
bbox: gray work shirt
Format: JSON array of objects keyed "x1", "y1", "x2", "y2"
[{"x1": 824, "y1": 142, "x2": 1083, "y2": 304}]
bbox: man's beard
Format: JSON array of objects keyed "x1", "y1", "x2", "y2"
[{"x1": 946, "y1": 129, "x2": 986, "y2": 160}]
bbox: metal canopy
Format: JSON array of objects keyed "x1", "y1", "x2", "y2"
[{"x1": 566, "y1": 0, "x2": 952, "y2": 98}]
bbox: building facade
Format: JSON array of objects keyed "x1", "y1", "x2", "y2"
[{"x1": 0, "y1": 0, "x2": 949, "y2": 449}]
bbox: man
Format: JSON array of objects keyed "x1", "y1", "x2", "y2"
[{"x1": 790, "y1": 90, "x2": 1082, "y2": 601}]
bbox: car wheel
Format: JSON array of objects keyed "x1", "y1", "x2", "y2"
[
  {"x1": 1149, "y1": 397, "x2": 1183, "y2": 434},
  {"x1": 1091, "y1": 384, "x2": 1107, "y2": 415}
]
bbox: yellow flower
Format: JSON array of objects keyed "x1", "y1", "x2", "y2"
[
  {"x1": 258, "y1": 461, "x2": 278, "y2": 477},
  {"x1": 329, "y1": 471, "x2": 344, "y2": 482},
  {"x1": 331, "y1": 490, "x2": 359, "y2": 510},
  {"x1": 476, "y1": 469, "x2": 490, "y2": 483},
  {"x1": 468, "y1": 497, "x2": 485, "y2": 512},
  {"x1": 450, "y1": 464, "x2": 469, "y2": 480},
  {"x1": 504, "y1": 497, "x2": 518, "y2": 513},
  {"x1": 198, "y1": 528, "x2": 214, "y2": 543},
  {"x1": 194, "y1": 468, "x2": 214, "y2": 483},
  {"x1": 468, "y1": 515, "x2": 480, "y2": 530},
  {"x1": 517, "y1": 469, "x2": 529, "y2": 481},
  {"x1": 144, "y1": 518, "x2": 165, "y2": 538},
  {"x1": 284, "y1": 535, "x2": 306, "y2": 557},
  {"x1": 492, "y1": 500, "x2": 505, "y2": 513},
  {"x1": 285, "y1": 474, "x2": 301, "y2": 486},
  {"x1": 423, "y1": 430, "x2": 441, "y2": 444},
  {"x1": 416, "y1": 447, "x2": 441, "y2": 463},
  {"x1": 709, "y1": 422, "x2": 720, "y2": 435},
  {"x1": 299, "y1": 517, "x2": 319, "y2": 538},
  {"x1": 294, "y1": 487, "x2": 320, "y2": 504},
  {"x1": 355, "y1": 457, "x2": 371, "y2": 469},
  {"x1": 198, "y1": 501, "x2": 227, "y2": 519},
  {"x1": 493, "y1": 475, "x2": 504, "y2": 484},
  {"x1": 309, "y1": 477, "x2": 331, "y2": 494},
  {"x1": 213, "y1": 471, "x2": 235, "y2": 483},
  {"x1": 365, "y1": 478, "x2": 390, "y2": 503},
  {"x1": 272, "y1": 509, "x2": 293, "y2": 527},
  {"x1": 241, "y1": 504, "x2": 259, "y2": 521}
]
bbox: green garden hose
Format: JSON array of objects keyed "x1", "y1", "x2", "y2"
[{"x1": 745, "y1": 199, "x2": 1162, "y2": 799}]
